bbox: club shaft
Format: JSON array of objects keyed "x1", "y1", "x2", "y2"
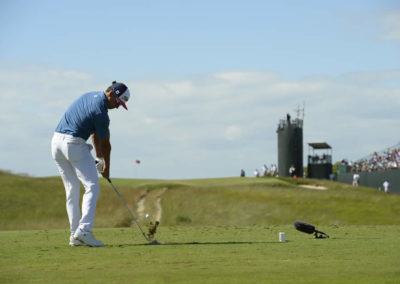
[{"x1": 107, "y1": 179, "x2": 150, "y2": 241}]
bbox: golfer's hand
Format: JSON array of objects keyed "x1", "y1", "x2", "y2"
[{"x1": 95, "y1": 157, "x2": 105, "y2": 173}]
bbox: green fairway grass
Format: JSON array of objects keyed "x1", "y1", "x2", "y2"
[{"x1": 1, "y1": 226, "x2": 399, "y2": 283}]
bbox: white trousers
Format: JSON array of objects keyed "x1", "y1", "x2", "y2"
[{"x1": 51, "y1": 132, "x2": 100, "y2": 234}]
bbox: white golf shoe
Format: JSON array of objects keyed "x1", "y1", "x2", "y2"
[
  {"x1": 74, "y1": 228, "x2": 104, "y2": 247},
  {"x1": 69, "y1": 235, "x2": 87, "y2": 246}
]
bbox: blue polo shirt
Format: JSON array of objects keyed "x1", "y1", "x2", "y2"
[{"x1": 55, "y1": 91, "x2": 110, "y2": 141}]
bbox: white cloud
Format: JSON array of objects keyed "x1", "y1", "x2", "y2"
[
  {"x1": 214, "y1": 71, "x2": 280, "y2": 85},
  {"x1": 0, "y1": 65, "x2": 399, "y2": 179},
  {"x1": 224, "y1": 125, "x2": 243, "y2": 141},
  {"x1": 381, "y1": 10, "x2": 400, "y2": 41},
  {"x1": 165, "y1": 81, "x2": 194, "y2": 97}
]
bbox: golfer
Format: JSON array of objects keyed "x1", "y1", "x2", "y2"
[{"x1": 51, "y1": 81, "x2": 130, "y2": 247}]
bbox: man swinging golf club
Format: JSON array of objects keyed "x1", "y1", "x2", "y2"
[{"x1": 51, "y1": 81, "x2": 130, "y2": 247}]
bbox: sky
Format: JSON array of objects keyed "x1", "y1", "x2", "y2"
[{"x1": 0, "y1": 0, "x2": 399, "y2": 179}]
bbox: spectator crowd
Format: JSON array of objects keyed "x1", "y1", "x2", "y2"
[{"x1": 341, "y1": 145, "x2": 400, "y2": 172}]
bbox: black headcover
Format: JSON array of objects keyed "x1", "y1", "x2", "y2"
[
  {"x1": 294, "y1": 220, "x2": 315, "y2": 234},
  {"x1": 294, "y1": 220, "x2": 329, "y2": 239}
]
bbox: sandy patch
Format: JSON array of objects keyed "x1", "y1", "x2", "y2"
[
  {"x1": 300, "y1": 185, "x2": 327, "y2": 190},
  {"x1": 136, "y1": 195, "x2": 146, "y2": 219},
  {"x1": 136, "y1": 187, "x2": 168, "y2": 221},
  {"x1": 154, "y1": 187, "x2": 168, "y2": 221}
]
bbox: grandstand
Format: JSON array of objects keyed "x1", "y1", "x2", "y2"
[
  {"x1": 337, "y1": 143, "x2": 400, "y2": 194},
  {"x1": 340, "y1": 143, "x2": 400, "y2": 173}
]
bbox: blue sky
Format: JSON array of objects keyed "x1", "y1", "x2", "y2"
[
  {"x1": 0, "y1": 1, "x2": 399, "y2": 179},
  {"x1": 2, "y1": 0, "x2": 398, "y2": 79}
]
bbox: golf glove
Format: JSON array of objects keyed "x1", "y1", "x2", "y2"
[{"x1": 95, "y1": 157, "x2": 105, "y2": 173}]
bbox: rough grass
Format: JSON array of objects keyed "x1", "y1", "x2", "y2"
[
  {"x1": 161, "y1": 177, "x2": 400, "y2": 226},
  {"x1": 1, "y1": 171, "x2": 399, "y2": 230}
]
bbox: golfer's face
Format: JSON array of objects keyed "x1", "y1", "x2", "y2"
[{"x1": 111, "y1": 92, "x2": 120, "y2": 109}]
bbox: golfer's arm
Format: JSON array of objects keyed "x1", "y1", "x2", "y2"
[{"x1": 92, "y1": 133, "x2": 112, "y2": 173}]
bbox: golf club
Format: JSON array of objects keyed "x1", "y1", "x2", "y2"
[
  {"x1": 107, "y1": 178, "x2": 152, "y2": 242},
  {"x1": 294, "y1": 220, "x2": 329, "y2": 239}
]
